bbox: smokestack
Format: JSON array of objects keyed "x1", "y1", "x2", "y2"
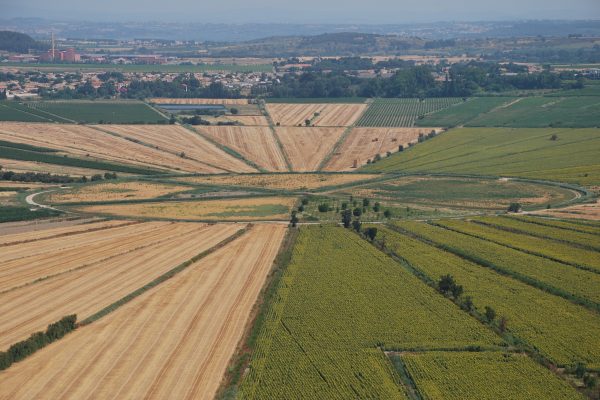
[{"x1": 51, "y1": 32, "x2": 55, "y2": 62}]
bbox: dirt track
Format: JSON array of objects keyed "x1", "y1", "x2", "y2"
[
  {"x1": 0, "y1": 223, "x2": 242, "y2": 349},
  {"x1": 0, "y1": 224, "x2": 285, "y2": 400},
  {"x1": 198, "y1": 126, "x2": 288, "y2": 172},
  {"x1": 275, "y1": 127, "x2": 345, "y2": 171}
]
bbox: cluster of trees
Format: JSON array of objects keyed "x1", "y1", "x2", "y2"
[
  {"x1": 0, "y1": 169, "x2": 117, "y2": 184},
  {"x1": 0, "y1": 31, "x2": 48, "y2": 53},
  {"x1": 0, "y1": 315, "x2": 77, "y2": 370},
  {"x1": 261, "y1": 61, "x2": 570, "y2": 99}
]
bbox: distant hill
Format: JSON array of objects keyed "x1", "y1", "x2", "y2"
[{"x1": 0, "y1": 31, "x2": 48, "y2": 53}]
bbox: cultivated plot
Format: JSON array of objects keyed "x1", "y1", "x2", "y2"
[
  {"x1": 357, "y1": 98, "x2": 463, "y2": 127},
  {"x1": 266, "y1": 103, "x2": 367, "y2": 126},
  {"x1": 175, "y1": 173, "x2": 380, "y2": 191},
  {"x1": 325, "y1": 127, "x2": 432, "y2": 171},
  {"x1": 0, "y1": 123, "x2": 221, "y2": 174},
  {"x1": 102, "y1": 124, "x2": 255, "y2": 173},
  {"x1": 275, "y1": 127, "x2": 345, "y2": 171},
  {"x1": 197, "y1": 126, "x2": 287, "y2": 172},
  {"x1": 0, "y1": 224, "x2": 285, "y2": 400},
  {"x1": 149, "y1": 98, "x2": 250, "y2": 105},
  {"x1": 0, "y1": 222, "x2": 243, "y2": 349}
]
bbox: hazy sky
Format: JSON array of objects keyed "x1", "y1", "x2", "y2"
[{"x1": 4, "y1": 0, "x2": 600, "y2": 24}]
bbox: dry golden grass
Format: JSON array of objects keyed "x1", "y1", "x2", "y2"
[
  {"x1": 0, "y1": 123, "x2": 223, "y2": 174},
  {"x1": 0, "y1": 224, "x2": 285, "y2": 400},
  {"x1": 197, "y1": 126, "x2": 287, "y2": 172},
  {"x1": 47, "y1": 181, "x2": 190, "y2": 204},
  {"x1": 227, "y1": 115, "x2": 270, "y2": 126},
  {"x1": 101, "y1": 124, "x2": 255, "y2": 173},
  {"x1": 176, "y1": 173, "x2": 379, "y2": 190},
  {"x1": 275, "y1": 127, "x2": 345, "y2": 171},
  {"x1": 533, "y1": 200, "x2": 600, "y2": 221},
  {"x1": 325, "y1": 127, "x2": 440, "y2": 171},
  {"x1": 75, "y1": 197, "x2": 297, "y2": 221},
  {"x1": 0, "y1": 181, "x2": 56, "y2": 189},
  {"x1": 0, "y1": 158, "x2": 110, "y2": 177},
  {"x1": 0, "y1": 222, "x2": 243, "y2": 350},
  {"x1": 267, "y1": 103, "x2": 367, "y2": 126},
  {"x1": 149, "y1": 98, "x2": 250, "y2": 105}
]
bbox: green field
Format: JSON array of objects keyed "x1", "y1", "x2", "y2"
[
  {"x1": 333, "y1": 176, "x2": 574, "y2": 211},
  {"x1": 435, "y1": 219, "x2": 600, "y2": 273},
  {"x1": 511, "y1": 215, "x2": 600, "y2": 236},
  {"x1": 466, "y1": 96, "x2": 600, "y2": 128},
  {"x1": 356, "y1": 98, "x2": 464, "y2": 127},
  {"x1": 365, "y1": 127, "x2": 600, "y2": 186},
  {"x1": 25, "y1": 101, "x2": 167, "y2": 124},
  {"x1": 400, "y1": 352, "x2": 582, "y2": 400},
  {"x1": 414, "y1": 97, "x2": 516, "y2": 127},
  {"x1": 0, "y1": 206, "x2": 60, "y2": 223},
  {"x1": 1, "y1": 62, "x2": 273, "y2": 73},
  {"x1": 0, "y1": 101, "x2": 72, "y2": 123},
  {"x1": 380, "y1": 222, "x2": 600, "y2": 368},
  {"x1": 240, "y1": 226, "x2": 500, "y2": 398}
]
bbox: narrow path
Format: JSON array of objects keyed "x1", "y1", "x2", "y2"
[{"x1": 26, "y1": 187, "x2": 72, "y2": 213}]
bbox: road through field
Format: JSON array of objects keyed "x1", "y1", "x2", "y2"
[
  {"x1": 0, "y1": 223, "x2": 242, "y2": 349},
  {"x1": 0, "y1": 224, "x2": 286, "y2": 400}
]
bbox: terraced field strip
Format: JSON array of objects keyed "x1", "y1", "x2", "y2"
[
  {"x1": 0, "y1": 123, "x2": 212, "y2": 174},
  {"x1": 0, "y1": 224, "x2": 285, "y2": 400},
  {"x1": 197, "y1": 126, "x2": 288, "y2": 172},
  {"x1": 228, "y1": 115, "x2": 270, "y2": 126},
  {"x1": 240, "y1": 227, "x2": 500, "y2": 398},
  {"x1": 149, "y1": 98, "x2": 250, "y2": 105},
  {"x1": 356, "y1": 98, "x2": 463, "y2": 127},
  {"x1": 473, "y1": 216, "x2": 600, "y2": 251},
  {"x1": 274, "y1": 127, "x2": 345, "y2": 171},
  {"x1": 365, "y1": 127, "x2": 600, "y2": 186},
  {"x1": 384, "y1": 222, "x2": 600, "y2": 368},
  {"x1": 0, "y1": 223, "x2": 242, "y2": 350},
  {"x1": 511, "y1": 215, "x2": 600, "y2": 235},
  {"x1": 535, "y1": 199, "x2": 600, "y2": 221},
  {"x1": 101, "y1": 124, "x2": 255, "y2": 173},
  {"x1": 0, "y1": 219, "x2": 134, "y2": 246},
  {"x1": 266, "y1": 103, "x2": 367, "y2": 127},
  {"x1": 435, "y1": 219, "x2": 600, "y2": 273},
  {"x1": 399, "y1": 351, "x2": 583, "y2": 400},
  {"x1": 324, "y1": 127, "x2": 430, "y2": 171}
]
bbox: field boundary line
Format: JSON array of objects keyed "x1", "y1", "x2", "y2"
[
  {"x1": 182, "y1": 124, "x2": 263, "y2": 173},
  {"x1": 25, "y1": 103, "x2": 77, "y2": 123},
  {"x1": 0, "y1": 103, "x2": 53, "y2": 123},
  {"x1": 259, "y1": 101, "x2": 293, "y2": 172}
]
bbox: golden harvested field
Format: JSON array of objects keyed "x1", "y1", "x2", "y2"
[
  {"x1": 0, "y1": 222, "x2": 242, "y2": 349},
  {"x1": 0, "y1": 181, "x2": 55, "y2": 189},
  {"x1": 102, "y1": 125, "x2": 255, "y2": 173},
  {"x1": 176, "y1": 173, "x2": 380, "y2": 190},
  {"x1": 46, "y1": 181, "x2": 191, "y2": 203},
  {"x1": 197, "y1": 126, "x2": 287, "y2": 172},
  {"x1": 227, "y1": 115, "x2": 270, "y2": 126},
  {"x1": 275, "y1": 127, "x2": 345, "y2": 171},
  {"x1": 74, "y1": 197, "x2": 297, "y2": 221},
  {"x1": 266, "y1": 103, "x2": 367, "y2": 126},
  {"x1": 149, "y1": 98, "x2": 250, "y2": 105},
  {"x1": 0, "y1": 219, "x2": 132, "y2": 246},
  {"x1": 0, "y1": 158, "x2": 110, "y2": 177},
  {"x1": 0, "y1": 224, "x2": 284, "y2": 400},
  {"x1": 0, "y1": 123, "x2": 222, "y2": 174},
  {"x1": 0, "y1": 217, "x2": 102, "y2": 237},
  {"x1": 325, "y1": 127, "x2": 439, "y2": 171}
]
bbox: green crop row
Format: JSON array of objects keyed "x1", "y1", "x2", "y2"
[{"x1": 357, "y1": 98, "x2": 463, "y2": 127}]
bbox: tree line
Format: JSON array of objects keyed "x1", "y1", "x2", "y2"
[
  {"x1": 0, "y1": 169, "x2": 118, "y2": 184},
  {"x1": 0, "y1": 315, "x2": 77, "y2": 370}
]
